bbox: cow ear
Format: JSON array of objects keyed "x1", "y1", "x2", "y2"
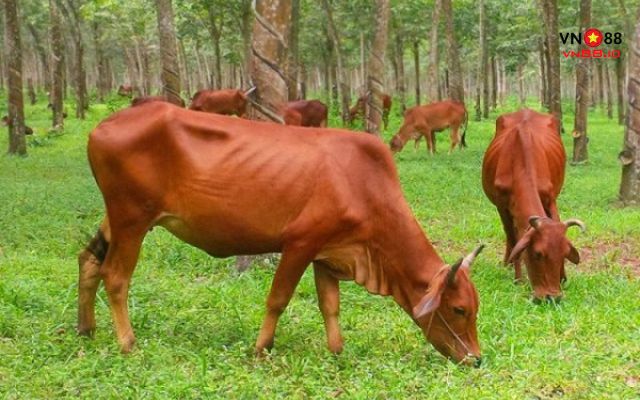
[
  {"x1": 508, "y1": 230, "x2": 534, "y2": 263},
  {"x1": 413, "y1": 268, "x2": 448, "y2": 319},
  {"x1": 567, "y1": 242, "x2": 580, "y2": 264}
]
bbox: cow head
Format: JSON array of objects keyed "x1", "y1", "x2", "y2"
[
  {"x1": 389, "y1": 135, "x2": 406, "y2": 153},
  {"x1": 509, "y1": 216, "x2": 585, "y2": 302},
  {"x1": 413, "y1": 245, "x2": 483, "y2": 367}
]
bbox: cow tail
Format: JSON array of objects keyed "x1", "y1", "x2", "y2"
[{"x1": 460, "y1": 109, "x2": 469, "y2": 148}]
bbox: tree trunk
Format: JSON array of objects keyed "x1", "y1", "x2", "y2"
[
  {"x1": 426, "y1": 0, "x2": 440, "y2": 103},
  {"x1": 49, "y1": 0, "x2": 64, "y2": 129},
  {"x1": 491, "y1": 55, "x2": 497, "y2": 109},
  {"x1": 616, "y1": 57, "x2": 626, "y2": 124},
  {"x1": 395, "y1": 32, "x2": 406, "y2": 112},
  {"x1": 240, "y1": 0, "x2": 252, "y2": 88},
  {"x1": 4, "y1": 0, "x2": 26, "y2": 155},
  {"x1": 178, "y1": 40, "x2": 191, "y2": 97},
  {"x1": 249, "y1": 0, "x2": 290, "y2": 122},
  {"x1": 618, "y1": 8, "x2": 640, "y2": 203},
  {"x1": 207, "y1": 5, "x2": 223, "y2": 90},
  {"x1": 141, "y1": 40, "x2": 152, "y2": 96},
  {"x1": 479, "y1": 0, "x2": 488, "y2": 118},
  {"x1": 360, "y1": 32, "x2": 366, "y2": 93},
  {"x1": 442, "y1": 0, "x2": 464, "y2": 103},
  {"x1": 539, "y1": 42, "x2": 547, "y2": 108},
  {"x1": 518, "y1": 64, "x2": 526, "y2": 106},
  {"x1": 572, "y1": 0, "x2": 591, "y2": 163},
  {"x1": 605, "y1": 62, "x2": 613, "y2": 119},
  {"x1": 27, "y1": 23, "x2": 50, "y2": 93},
  {"x1": 287, "y1": 0, "x2": 300, "y2": 100},
  {"x1": 59, "y1": 0, "x2": 87, "y2": 118},
  {"x1": 596, "y1": 62, "x2": 604, "y2": 107},
  {"x1": 93, "y1": 21, "x2": 108, "y2": 102},
  {"x1": 155, "y1": 0, "x2": 182, "y2": 105},
  {"x1": 413, "y1": 41, "x2": 420, "y2": 106},
  {"x1": 365, "y1": 0, "x2": 390, "y2": 136},
  {"x1": 541, "y1": 0, "x2": 562, "y2": 132},
  {"x1": 542, "y1": 37, "x2": 551, "y2": 108},
  {"x1": 474, "y1": 69, "x2": 481, "y2": 121},
  {"x1": 321, "y1": 0, "x2": 350, "y2": 124},
  {"x1": 27, "y1": 77, "x2": 36, "y2": 105}
]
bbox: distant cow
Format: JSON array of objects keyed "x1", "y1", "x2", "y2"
[
  {"x1": 131, "y1": 95, "x2": 185, "y2": 108},
  {"x1": 282, "y1": 100, "x2": 328, "y2": 127},
  {"x1": 482, "y1": 109, "x2": 585, "y2": 302},
  {"x1": 189, "y1": 89, "x2": 248, "y2": 117},
  {"x1": 78, "y1": 102, "x2": 485, "y2": 366},
  {"x1": 117, "y1": 85, "x2": 134, "y2": 97},
  {"x1": 348, "y1": 94, "x2": 392, "y2": 129},
  {"x1": 2, "y1": 116, "x2": 33, "y2": 135},
  {"x1": 389, "y1": 100, "x2": 468, "y2": 154}
]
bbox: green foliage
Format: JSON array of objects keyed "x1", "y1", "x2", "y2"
[{"x1": 0, "y1": 96, "x2": 639, "y2": 398}]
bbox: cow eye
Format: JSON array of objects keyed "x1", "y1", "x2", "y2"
[{"x1": 453, "y1": 307, "x2": 466, "y2": 316}]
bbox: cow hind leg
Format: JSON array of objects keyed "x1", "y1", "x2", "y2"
[
  {"x1": 77, "y1": 218, "x2": 111, "y2": 337},
  {"x1": 255, "y1": 245, "x2": 317, "y2": 354},
  {"x1": 449, "y1": 125, "x2": 461, "y2": 154},
  {"x1": 100, "y1": 223, "x2": 147, "y2": 353},
  {"x1": 313, "y1": 262, "x2": 343, "y2": 354}
]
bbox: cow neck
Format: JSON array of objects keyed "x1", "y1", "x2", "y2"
[
  {"x1": 511, "y1": 126, "x2": 548, "y2": 237},
  {"x1": 369, "y1": 214, "x2": 445, "y2": 316}
]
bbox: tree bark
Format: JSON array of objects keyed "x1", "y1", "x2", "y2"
[
  {"x1": 442, "y1": 0, "x2": 464, "y2": 103},
  {"x1": 27, "y1": 77, "x2": 36, "y2": 105},
  {"x1": 207, "y1": 4, "x2": 223, "y2": 90},
  {"x1": 365, "y1": 0, "x2": 390, "y2": 136},
  {"x1": 616, "y1": 57, "x2": 626, "y2": 124},
  {"x1": 413, "y1": 41, "x2": 420, "y2": 106},
  {"x1": 479, "y1": 0, "x2": 488, "y2": 118},
  {"x1": 321, "y1": 0, "x2": 350, "y2": 124},
  {"x1": 155, "y1": 0, "x2": 182, "y2": 105},
  {"x1": 517, "y1": 63, "x2": 526, "y2": 106},
  {"x1": 394, "y1": 32, "x2": 406, "y2": 112},
  {"x1": 287, "y1": 0, "x2": 300, "y2": 100},
  {"x1": 27, "y1": 23, "x2": 50, "y2": 93},
  {"x1": 605, "y1": 62, "x2": 613, "y2": 119},
  {"x1": 240, "y1": 0, "x2": 252, "y2": 88},
  {"x1": 426, "y1": 0, "x2": 440, "y2": 103},
  {"x1": 491, "y1": 55, "x2": 497, "y2": 109},
  {"x1": 618, "y1": 7, "x2": 640, "y2": 203},
  {"x1": 572, "y1": 0, "x2": 591, "y2": 163},
  {"x1": 93, "y1": 21, "x2": 108, "y2": 102},
  {"x1": 4, "y1": 0, "x2": 27, "y2": 155},
  {"x1": 596, "y1": 62, "x2": 604, "y2": 107},
  {"x1": 59, "y1": 0, "x2": 87, "y2": 119},
  {"x1": 541, "y1": 0, "x2": 562, "y2": 132},
  {"x1": 539, "y1": 42, "x2": 547, "y2": 108},
  {"x1": 49, "y1": 0, "x2": 64, "y2": 129}
]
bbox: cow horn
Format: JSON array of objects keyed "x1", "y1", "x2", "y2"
[
  {"x1": 564, "y1": 218, "x2": 586, "y2": 232},
  {"x1": 529, "y1": 216, "x2": 543, "y2": 229},
  {"x1": 447, "y1": 258, "x2": 463, "y2": 285},
  {"x1": 461, "y1": 244, "x2": 485, "y2": 269}
]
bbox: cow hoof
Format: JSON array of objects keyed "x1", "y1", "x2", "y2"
[
  {"x1": 328, "y1": 343, "x2": 343, "y2": 355},
  {"x1": 77, "y1": 326, "x2": 95, "y2": 338},
  {"x1": 119, "y1": 336, "x2": 136, "y2": 354}
]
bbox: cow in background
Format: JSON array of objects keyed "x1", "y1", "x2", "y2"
[
  {"x1": 348, "y1": 94, "x2": 392, "y2": 129},
  {"x1": 482, "y1": 109, "x2": 585, "y2": 302},
  {"x1": 189, "y1": 89, "x2": 249, "y2": 117},
  {"x1": 282, "y1": 100, "x2": 328, "y2": 127},
  {"x1": 117, "y1": 85, "x2": 135, "y2": 97},
  {"x1": 131, "y1": 95, "x2": 185, "y2": 108}
]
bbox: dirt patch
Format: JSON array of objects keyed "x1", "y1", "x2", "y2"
[{"x1": 578, "y1": 240, "x2": 640, "y2": 277}]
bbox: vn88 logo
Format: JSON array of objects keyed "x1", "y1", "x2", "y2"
[{"x1": 560, "y1": 28, "x2": 623, "y2": 58}]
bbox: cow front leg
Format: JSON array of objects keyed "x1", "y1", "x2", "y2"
[
  {"x1": 78, "y1": 219, "x2": 111, "y2": 337},
  {"x1": 313, "y1": 262, "x2": 343, "y2": 354},
  {"x1": 100, "y1": 228, "x2": 145, "y2": 353},
  {"x1": 425, "y1": 130, "x2": 435, "y2": 155},
  {"x1": 449, "y1": 125, "x2": 461, "y2": 154},
  {"x1": 255, "y1": 246, "x2": 316, "y2": 354}
]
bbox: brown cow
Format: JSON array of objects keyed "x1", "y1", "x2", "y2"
[
  {"x1": 389, "y1": 100, "x2": 468, "y2": 154},
  {"x1": 189, "y1": 88, "x2": 248, "y2": 117},
  {"x1": 482, "y1": 109, "x2": 585, "y2": 302},
  {"x1": 282, "y1": 99, "x2": 328, "y2": 127},
  {"x1": 117, "y1": 84, "x2": 134, "y2": 97},
  {"x1": 348, "y1": 94, "x2": 392, "y2": 129},
  {"x1": 78, "y1": 102, "x2": 485, "y2": 366},
  {"x1": 131, "y1": 95, "x2": 185, "y2": 108},
  {"x1": 2, "y1": 116, "x2": 33, "y2": 135}
]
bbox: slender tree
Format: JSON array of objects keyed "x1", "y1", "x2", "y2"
[
  {"x1": 442, "y1": 0, "x2": 464, "y2": 103},
  {"x1": 618, "y1": 7, "x2": 640, "y2": 203},
  {"x1": 541, "y1": 0, "x2": 562, "y2": 132},
  {"x1": 207, "y1": 4, "x2": 223, "y2": 89},
  {"x1": 321, "y1": 0, "x2": 350, "y2": 124},
  {"x1": 365, "y1": 0, "x2": 390, "y2": 136},
  {"x1": 572, "y1": 0, "x2": 591, "y2": 163},
  {"x1": 155, "y1": 0, "x2": 182, "y2": 105},
  {"x1": 426, "y1": 0, "x2": 441, "y2": 103},
  {"x1": 58, "y1": 0, "x2": 88, "y2": 119},
  {"x1": 413, "y1": 41, "x2": 420, "y2": 106},
  {"x1": 50, "y1": 0, "x2": 64, "y2": 129},
  {"x1": 4, "y1": 0, "x2": 27, "y2": 155},
  {"x1": 287, "y1": 0, "x2": 300, "y2": 100}
]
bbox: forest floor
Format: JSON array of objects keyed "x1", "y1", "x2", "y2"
[{"x1": 0, "y1": 95, "x2": 639, "y2": 398}]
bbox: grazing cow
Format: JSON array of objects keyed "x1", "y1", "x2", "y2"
[
  {"x1": 389, "y1": 100, "x2": 468, "y2": 154},
  {"x1": 78, "y1": 102, "x2": 485, "y2": 366},
  {"x1": 282, "y1": 99, "x2": 328, "y2": 127},
  {"x1": 2, "y1": 116, "x2": 33, "y2": 135},
  {"x1": 117, "y1": 85, "x2": 134, "y2": 97},
  {"x1": 348, "y1": 94, "x2": 392, "y2": 129},
  {"x1": 189, "y1": 88, "x2": 248, "y2": 117},
  {"x1": 131, "y1": 95, "x2": 185, "y2": 108},
  {"x1": 482, "y1": 109, "x2": 585, "y2": 302}
]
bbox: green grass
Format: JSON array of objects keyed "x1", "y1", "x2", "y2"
[{"x1": 0, "y1": 95, "x2": 639, "y2": 398}]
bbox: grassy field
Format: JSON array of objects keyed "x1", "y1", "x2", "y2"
[{"x1": 0, "y1": 95, "x2": 639, "y2": 399}]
